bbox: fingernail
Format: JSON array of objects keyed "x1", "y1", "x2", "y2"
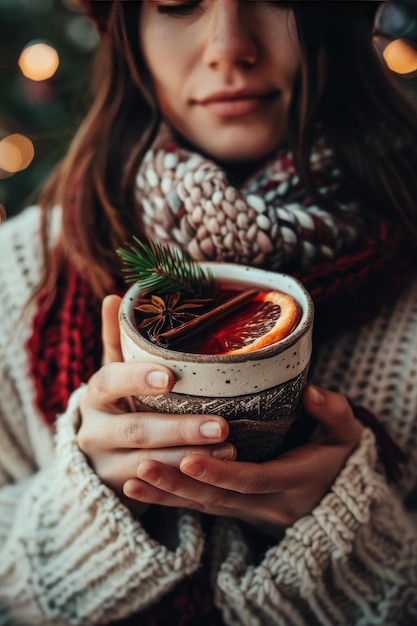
[
  {"x1": 182, "y1": 461, "x2": 204, "y2": 477},
  {"x1": 147, "y1": 370, "x2": 169, "y2": 389},
  {"x1": 200, "y1": 421, "x2": 222, "y2": 438},
  {"x1": 137, "y1": 462, "x2": 160, "y2": 483},
  {"x1": 139, "y1": 468, "x2": 159, "y2": 483},
  {"x1": 309, "y1": 385, "x2": 325, "y2": 405},
  {"x1": 211, "y1": 444, "x2": 235, "y2": 460}
]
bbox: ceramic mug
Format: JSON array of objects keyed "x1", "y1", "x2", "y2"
[{"x1": 119, "y1": 263, "x2": 314, "y2": 462}]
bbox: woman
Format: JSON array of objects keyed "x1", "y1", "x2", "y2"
[{"x1": 0, "y1": 2, "x2": 417, "y2": 624}]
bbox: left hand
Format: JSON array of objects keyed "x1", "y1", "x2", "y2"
[{"x1": 123, "y1": 385, "x2": 363, "y2": 532}]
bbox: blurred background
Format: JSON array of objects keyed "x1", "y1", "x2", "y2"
[
  {"x1": 0, "y1": 0, "x2": 417, "y2": 221},
  {"x1": 0, "y1": 0, "x2": 98, "y2": 219}
]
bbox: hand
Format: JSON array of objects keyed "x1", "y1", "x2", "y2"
[
  {"x1": 124, "y1": 385, "x2": 364, "y2": 532},
  {"x1": 77, "y1": 295, "x2": 235, "y2": 508}
]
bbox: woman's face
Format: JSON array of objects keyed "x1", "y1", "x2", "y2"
[{"x1": 140, "y1": 0, "x2": 301, "y2": 164}]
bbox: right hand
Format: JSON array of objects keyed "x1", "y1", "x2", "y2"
[{"x1": 77, "y1": 295, "x2": 234, "y2": 503}]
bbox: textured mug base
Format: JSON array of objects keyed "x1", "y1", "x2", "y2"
[{"x1": 136, "y1": 367, "x2": 309, "y2": 462}]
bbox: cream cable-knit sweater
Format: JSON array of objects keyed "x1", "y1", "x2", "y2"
[{"x1": 1, "y1": 206, "x2": 417, "y2": 626}]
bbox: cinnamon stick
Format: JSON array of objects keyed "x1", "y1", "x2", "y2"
[{"x1": 155, "y1": 289, "x2": 259, "y2": 347}]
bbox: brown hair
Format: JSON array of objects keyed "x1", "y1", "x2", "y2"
[{"x1": 37, "y1": 0, "x2": 417, "y2": 302}]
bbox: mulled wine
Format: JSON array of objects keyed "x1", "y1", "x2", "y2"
[{"x1": 133, "y1": 280, "x2": 302, "y2": 356}]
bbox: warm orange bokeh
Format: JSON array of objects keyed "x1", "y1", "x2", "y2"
[
  {"x1": 0, "y1": 134, "x2": 35, "y2": 175},
  {"x1": 18, "y1": 42, "x2": 60, "y2": 82},
  {"x1": 383, "y1": 39, "x2": 417, "y2": 75}
]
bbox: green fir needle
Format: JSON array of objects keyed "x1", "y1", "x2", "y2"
[{"x1": 116, "y1": 237, "x2": 215, "y2": 298}]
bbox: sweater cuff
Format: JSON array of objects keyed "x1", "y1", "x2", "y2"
[
  {"x1": 49, "y1": 386, "x2": 204, "y2": 624},
  {"x1": 216, "y1": 429, "x2": 388, "y2": 599}
]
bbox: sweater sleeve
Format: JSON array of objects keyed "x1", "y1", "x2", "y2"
[
  {"x1": 0, "y1": 207, "x2": 206, "y2": 625},
  {"x1": 0, "y1": 386, "x2": 204, "y2": 626},
  {"x1": 212, "y1": 430, "x2": 417, "y2": 626}
]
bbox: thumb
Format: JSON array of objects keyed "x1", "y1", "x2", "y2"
[
  {"x1": 102, "y1": 294, "x2": 123, "y2": 364},
  {"x1": 302, "y1": 385, "x2": 362, "y2": 442}
]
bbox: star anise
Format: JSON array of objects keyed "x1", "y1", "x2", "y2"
[{"x1": 134, "y1": 292, "x2": 213, "y2": 341}]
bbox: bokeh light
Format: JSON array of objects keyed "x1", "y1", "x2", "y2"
[
  {"x1": 18, "y1": 41, "x2": 60, "y2": 82},
  {"x1": 383, "y1": 38, "x2": 417, "y2": 74},
  {"x1": 0, "y1": 134, "x2": 35, "y2": 177}
]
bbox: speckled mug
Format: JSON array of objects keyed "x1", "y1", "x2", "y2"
[{"x1": 119, "y1": 263, "x2": 314, "y2": 462}]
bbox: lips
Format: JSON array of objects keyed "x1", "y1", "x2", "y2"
[{"x1": 195, "y1": 89, "x2": 280, "y2": 117}]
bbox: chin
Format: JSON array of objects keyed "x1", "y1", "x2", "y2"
[
  {"x1": 205, "y1": 143, "x2": 281, "y2": 166},
  {"x1": 172, "y1": 124, "x2": 286, "y2": 167},
  {"x1": 196, "y1": 129, "x2": 286, "y2": 165}
]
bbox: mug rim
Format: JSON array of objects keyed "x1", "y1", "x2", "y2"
[{"x1": 119, "y1": 263, "x2": 314, "y2": 364}]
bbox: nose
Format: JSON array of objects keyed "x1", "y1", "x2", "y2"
[{"x1": 202, "y1": 0, "x2": 258, "y2": 71}]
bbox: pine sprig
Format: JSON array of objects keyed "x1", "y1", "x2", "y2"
[{"x1": 116, "y1": 237, "x2": 215, "y2": 298}]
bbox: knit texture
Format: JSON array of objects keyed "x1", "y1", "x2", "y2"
[
  {"x1": 1, "y1": 207, "x2": 417, "y2": 625},
  {"x1": 137, "y1": 125, "x2": 359, "y2": 270},
  {"x1": 26, "y1": 262, "x2": 103, "y2": 426}
]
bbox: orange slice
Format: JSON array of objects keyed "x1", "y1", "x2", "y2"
[{"x1": 205, "y1": 290, "x2": 301, "y2": 355}]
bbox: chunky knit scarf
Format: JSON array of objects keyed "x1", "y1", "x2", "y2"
[
  {"x1": 138, "y1": 124, "x2": 359, "y2": 270},
  {"x1": 27, "y1": 126, "x2": 416, "y2": 626}
]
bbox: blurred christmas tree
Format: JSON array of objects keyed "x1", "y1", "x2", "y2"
[{"x1": 0, "y1": 0, "x2": 98, "y2": 217}]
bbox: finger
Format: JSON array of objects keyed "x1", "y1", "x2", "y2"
[
  {"x1": 180, "y1": 454, "x2": 288, "y2": 492},
  {"x1": 135, "y1": 460, "x2": 249, "y2": 512},
  {"x1": 93, "y1": 444, "x2": 236, "y2": 490},
  {"x1": 78, "y1": 406, "x2": 231, "y2": 450},
  {"x1": 135, "y1": 443, "x2": 236, "y2": 465},
  {"x1": 102, "y1": 294, "x2": 123, "y2": 364},
  {"x1": 180, "y1": 445, "x2": 345, "y2": 493},
  {"x1": 85, "y1": 362, "x2": 175, "y2": 409},
  {"x1": 129, "y1": 465, "x2": 297, "y2": 527},
  {"x1": 124, "y1": 477, "x2": 202, "y2": 510},
  {"x1": 302, "y1": 385, "x2": 362, "y2": 442}
]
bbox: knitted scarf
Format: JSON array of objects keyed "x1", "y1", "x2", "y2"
[
  {"x1": 138, "y1": 124, "x2": 359, "y2": 271},
  {"x1": 27, "y1": 127, "x2": 416, "y2": 625}
]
